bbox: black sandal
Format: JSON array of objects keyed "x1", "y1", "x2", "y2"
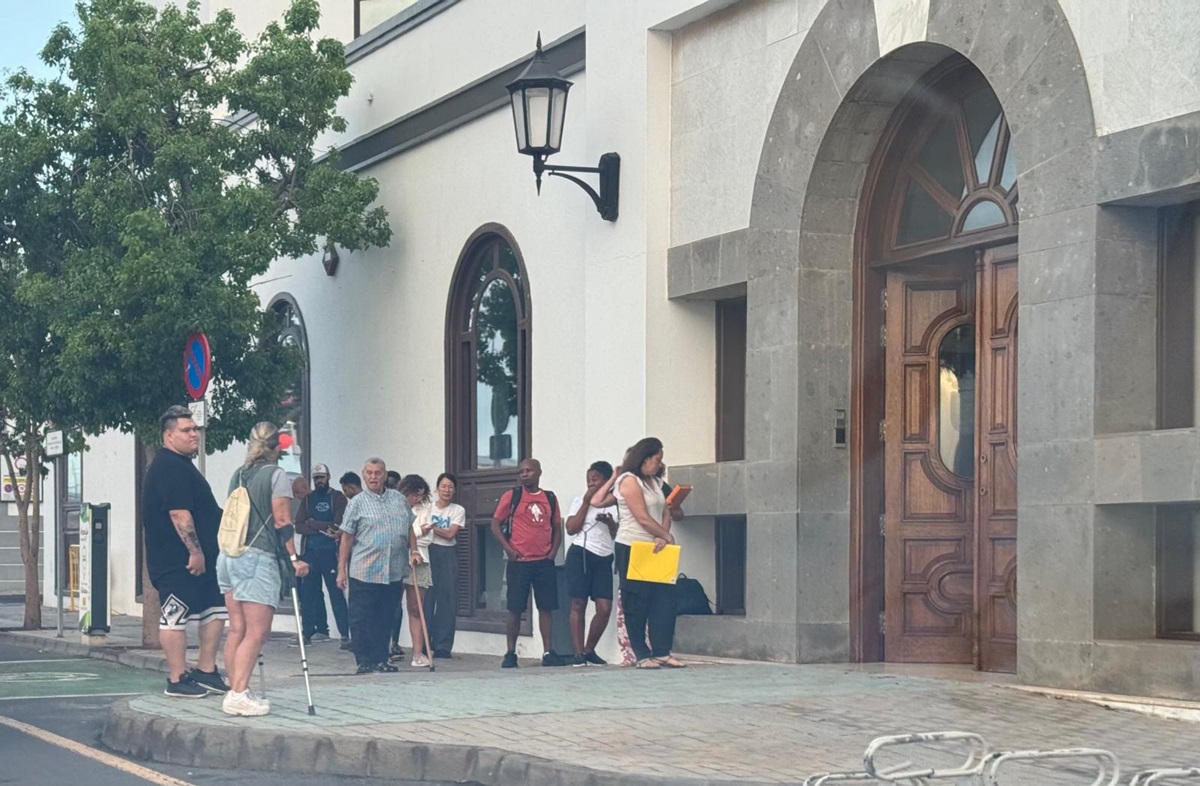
[{"x1": 375, "y1": 662, "x2": 399, "y2": 673}]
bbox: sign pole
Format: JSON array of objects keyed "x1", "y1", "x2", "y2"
[
  {"x1": 45, "y1": 430, "x2": 66, "y2": 638},
  {"x1": 55, "y1": 456, "x2": 64, "y2": 638}
]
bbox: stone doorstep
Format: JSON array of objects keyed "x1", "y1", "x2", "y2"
[
  {"x1": 100, "y1": 700, "x2": 779, "y2": 786},
  {"x1": 1007, "y1": 684, "x2": 1200, "y2": 723}
]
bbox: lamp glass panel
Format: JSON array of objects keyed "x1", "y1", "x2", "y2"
[
  {"x1": 526, "y1": 87, "x2": 550, "y2": 149},
  {"x1": 510, "y1": 91, "x2": 528, "y2": 151},
  {"x1": 548, "y1": 86, "x2": 567, "y2": 151}
]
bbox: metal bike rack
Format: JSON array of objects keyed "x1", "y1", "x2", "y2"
[
  {"x1": 1129, "y1": 770, "x2": 1200, "y2": 785},
  {"x1": 803, "y1": 763, "x2": 931, "y2": 785},
  {"x1": 981, "y1": 748, "x2": 1120, "y2": 786},
  {"x1": 863, "y1": 732, "x2": 991, "y2": 783}
]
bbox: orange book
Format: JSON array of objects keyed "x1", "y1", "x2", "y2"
[{"x1": 666, "y1": 484, "x2": 692, "y2": 507}]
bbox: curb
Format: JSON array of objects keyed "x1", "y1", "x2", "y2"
[
  {"x1": 101, "y1": 701, "x2": 777, "y2": 786},
  {"x1": 0, "y1": 630, "x2": 169, "y2": 674}
]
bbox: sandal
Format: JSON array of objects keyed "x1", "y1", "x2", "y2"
[
  {"x1": 654, "y1": 656, "x2": 687, "y2": 669},
  {"x1": 635, "y1": 658, "x2": 662, "y2": 669}
]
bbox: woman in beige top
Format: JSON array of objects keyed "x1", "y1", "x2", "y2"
[{"x1": 591, "y1": 436, "x2": 686, "y2": 669}]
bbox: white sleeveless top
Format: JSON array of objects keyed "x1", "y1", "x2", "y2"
[{"x1": 613, "y1": 472, "x2": 666, "y2": 545}]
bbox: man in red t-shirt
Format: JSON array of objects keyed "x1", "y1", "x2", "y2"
[{"x1": 490, "y1": 458, "x2": 564, "y2": 668}]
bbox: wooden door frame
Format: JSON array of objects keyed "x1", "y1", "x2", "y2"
[
  {"x1": 444, "y1": 223, "x2": 533, "y2": 634},
  {"x1": 848, "y1": 55, "x2": 1022, "y2": 664}
]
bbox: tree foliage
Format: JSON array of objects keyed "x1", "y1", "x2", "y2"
[{"x1": 0, "y1": 0, "x2": 391, "y2": 628}]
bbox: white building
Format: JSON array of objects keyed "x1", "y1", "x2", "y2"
[{"x1": 44, "y1": 0, "x2": 1200, "y2": 697}]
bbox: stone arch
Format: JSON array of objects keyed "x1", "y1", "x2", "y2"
[{"x1": 737, "y1": 0, "x2": 1097, "y2": 664}]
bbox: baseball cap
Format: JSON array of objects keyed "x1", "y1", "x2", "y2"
[{"x1": 312, "y1": 463, "x2": 330, "y2": 478}]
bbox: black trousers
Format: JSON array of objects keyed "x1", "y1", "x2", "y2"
[
  {"x1": 348, "y1": 578, "x2": 404, "y2": 668},
  {"x1": 614, "y1": 542, "x2": 678, "y2": 661},
  {"x1": 299, "y1": 547, "x2": 349, "y2": 639},
  {"x1": 427, "y1": 545, "x2": 457, "y2": 653}
]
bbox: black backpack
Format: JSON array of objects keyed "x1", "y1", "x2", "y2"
[
  {"x1": 676, "y1": 573, "x2": 714, "y2": 615},
  {"x1": 500, "y1": 486, "x2": 559, "y2": 539}
]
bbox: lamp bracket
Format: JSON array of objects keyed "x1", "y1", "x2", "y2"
[{"x1": 535, "y1": 153, "x2": 620, "y2": 222}]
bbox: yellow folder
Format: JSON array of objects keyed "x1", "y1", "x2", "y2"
[{"x1": 627, "y1": 541, "x2": 681, "y2": 584}]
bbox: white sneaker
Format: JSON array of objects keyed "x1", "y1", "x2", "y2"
[
  {"x1": 411, "y1": 654, "x2": 430, "y2": 668},
  {"x1": 222, "y1": 689, "x2": 270, "y2": 717}
]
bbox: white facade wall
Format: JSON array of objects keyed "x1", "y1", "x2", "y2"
[{"x1": 56, "y1": 0, "x2": 1200, "y2": 659}]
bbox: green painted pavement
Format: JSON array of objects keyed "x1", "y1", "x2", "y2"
[{"x1": 0, "y1": 657, "x2": 162, "y2": 700}]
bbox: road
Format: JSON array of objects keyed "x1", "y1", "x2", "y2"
[{"x1": 0, "y1": 641, "x2": 474, "y2": 786}]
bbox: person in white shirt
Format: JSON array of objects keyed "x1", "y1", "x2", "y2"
[
  {"x1": 564, "y1": 461, "x2": 619, "y2": 667},
  {"x1": 399, "y1": 474, "x2": 435, "y2": 668},
  {"x1": 427, "y1": 472, "x2": 465, "y2": 658}
]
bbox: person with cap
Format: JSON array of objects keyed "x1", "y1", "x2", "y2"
[{"x1": 295, "y1": 463, "x2": 350, "y2": 648}]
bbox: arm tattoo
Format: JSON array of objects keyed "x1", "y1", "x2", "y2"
[{"x1": 169, "y1": 511, "x2": 202, "y2": 555}]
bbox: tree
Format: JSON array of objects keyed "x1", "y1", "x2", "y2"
[
  {"x1": 0, "y1": 72, "x2": 86, "y2": 630},
  {"x1": 0, "y1": 0, "x2": 391, "y2": 632}
]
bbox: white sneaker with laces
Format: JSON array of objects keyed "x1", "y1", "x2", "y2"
[
  {"x1": 222, "y1": 689, "x2": 270, "y2": 717},
  {"x1": 411, "y1": 654, "x2": 430, "y2": 668}
]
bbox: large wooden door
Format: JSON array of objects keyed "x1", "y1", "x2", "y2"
[
  {"x1": 975, "y1": 244, "x2": 1018, "y2": 672},
  {"x1": 883, "y1": 267, "x2": 977, "y2": 663}
]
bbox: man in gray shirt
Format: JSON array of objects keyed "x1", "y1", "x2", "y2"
[{"x1": 336, "y1": 457, "x2": 415, "y2": 674}]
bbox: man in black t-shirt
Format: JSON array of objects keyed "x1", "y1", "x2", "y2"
[{"x1": 141, "y1": 405, "x2": 229, "y2": 699}]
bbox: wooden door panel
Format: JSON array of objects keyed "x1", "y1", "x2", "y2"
[
  {"x1": 976, "y1": 245, "x2": 1018, "y2": 673},
  {"x1": 884, "y1": 268, "x2": 975, "y2": 664}
]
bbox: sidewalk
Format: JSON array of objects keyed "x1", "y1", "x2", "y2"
[{"x1": 5, "y1": 605, "x2": 1200, "y2": 785}]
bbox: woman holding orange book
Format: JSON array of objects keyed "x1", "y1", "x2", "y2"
[{"x1": 592, "y1": 436, "x2": 686, "y2": 670}]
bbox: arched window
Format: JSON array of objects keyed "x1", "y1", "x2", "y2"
[
  {"x1": 270, "y1": 294, "x2": 310, "y2": 479},
  {"x1": 447, "y1": 228, "x2": 531, "y2": 471},
  {"x1": 870, "y1": 63, "x2": 1018, "y2": 263},
  {"x1": 446, "y1": 226, "x2": 532, "y2": 630}
]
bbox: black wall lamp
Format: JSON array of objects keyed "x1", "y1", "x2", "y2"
[{"x1": 506, "y1": 34, "x2": 620, "y2": 222}]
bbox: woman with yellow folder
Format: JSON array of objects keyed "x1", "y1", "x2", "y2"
[{"x1": 592, "y1": 437, "x2": 686, "y2": 670}]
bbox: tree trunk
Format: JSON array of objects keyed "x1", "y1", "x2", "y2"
[
  {"x1": 6, "y1": 438, "x2": 42, "y2": 630},
  {"x1": 138, "y1": 440, "x2": 160, "y2": 649}
]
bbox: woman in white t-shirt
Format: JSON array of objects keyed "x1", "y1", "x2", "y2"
[
  {"x1": 426, "y1": 472, "x2": 465, "y2": 658},
  {"x1": 591, "y1": 437, "x2": 686, "y2": 669},
  {"x1": 563, "y1": 461, "x2": 619, "y2": 667}
]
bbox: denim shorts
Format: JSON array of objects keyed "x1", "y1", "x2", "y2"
[{"x1": 217, "y1": 548, "x2": 282, "y2": 608}]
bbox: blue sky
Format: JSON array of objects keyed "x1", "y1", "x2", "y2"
[{"x1": 0, "y1": 1, "x2": 79, "y2": 79}]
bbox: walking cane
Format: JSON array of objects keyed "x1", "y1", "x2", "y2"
[
  {"x1": 412, "y1": 556, "x2": 435, "y2": 673},
  {"x1": 290, "y1": 584, "x2": 317, "y2": 715},
  {"x1": 257, "y1": 653, "x2": 266, "y2": 697}
]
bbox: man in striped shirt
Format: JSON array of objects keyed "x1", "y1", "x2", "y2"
[{"x1": 336, "y1": 457, "x2": 416, "y2": 674}]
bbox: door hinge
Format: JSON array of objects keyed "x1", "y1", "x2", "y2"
[
  {"x1": 878, "y1": 324, "x2": 887, "y2": 347},
  {"x1": 880, "y1": 288, "x2": 888, "y2": 311},
  {"x1": 878, "y1": 420, "x2": 887, "y2": 443},
  {"x1": 879, "y1": 514, "x2": 886, "y2": 539},
  {"x1": 878, "y1": 612, "x2": 887, "y2": 635}
]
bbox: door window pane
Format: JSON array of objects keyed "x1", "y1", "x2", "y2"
[
  {"x1": 1159, "y1": 506, "x2": 1200, "y2": 637},
  {"x1": 475, "y1": 279, "x2": 519, "y2": 467},
  {"x1": 66, "y1": 452, "x2": 82, "y2": 506},
  {"x1": 898, "y1": 179, "x2": 953, "y2": 246},
  {"x1": 962, "y1": 200, "x2": 1006, "y2": 232},
  {"x1": 918, "y1": 119, "x2": 966, "y2": 199},
  {"x1": 938, "y1": 324, "x2": 976, "y2": 479},
  {"x1": 964, "y1": 89, "x2": 1003, "y2": 184},
  {"x1": 1000, "y1": 142, "x2": 1018, "y2": 191}
]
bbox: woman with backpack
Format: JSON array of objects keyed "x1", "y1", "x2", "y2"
[
  {"x1": 591, "y1": 437, "x2": 686, "y2": 670},
  {"x1": 217, "y1": 422, "x2": 309, "y2": 716}
]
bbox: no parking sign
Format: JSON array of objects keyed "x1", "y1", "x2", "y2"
[{"x1": 183, "y1": 333, "x2": 211, "y2": 401}]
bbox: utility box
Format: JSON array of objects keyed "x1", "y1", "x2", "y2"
[{"x1": 79, "y1": 503, "x2": 111, "y2": 638}]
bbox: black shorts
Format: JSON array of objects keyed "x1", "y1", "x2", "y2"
[
  {"x1": 152, "y1": 566, "x2": 227, "y2": 631},
  {"x1": 505, "y1": 558, "x2": 559, "y2": 613},
  {"x1": 565, "y1": 545, "x2": 614, "y2": 601}
]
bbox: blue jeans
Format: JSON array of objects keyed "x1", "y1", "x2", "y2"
[
  {"x1": 217, "y1": 548, "x2": 281, "y2": 608},
  {"x1": 299, "y1": 546, "x2": 349, "y2": 638}
]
